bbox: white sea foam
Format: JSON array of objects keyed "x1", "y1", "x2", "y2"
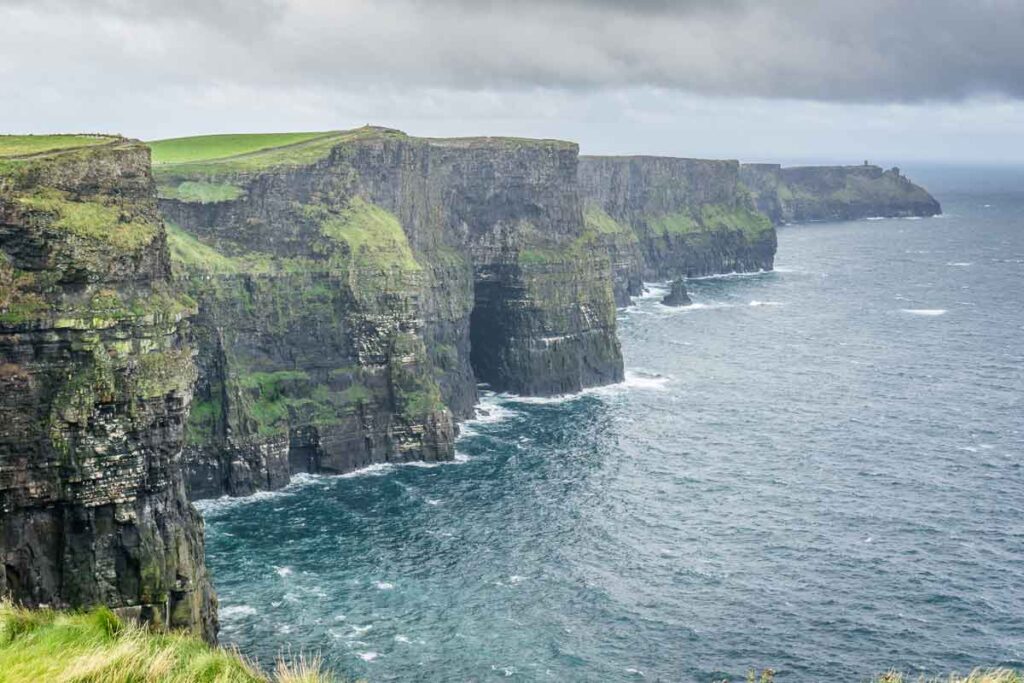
[
  {"x1": 748, "y1": 300, "x2": 784, "y2": 307},
  {"x1": 192, "y1": 472, "x2": 329, "y2": 514},
  {"x1": 219, "y1": 605, "x2": 257, "y2": 619},
  {"x1": 901, "y1": 309, "x2": 948, "y2": 316},
  {"x1": 275, "y1": 566, "x2": 293, "y2": 578},
  {"x1": 394, "y1": 635, "x2": 412, "y2": 644},
  {"x1": 425, "y1": 498, "x2": 443, "y2": 506},
  {"x1": 636, "y1": 282, "x2": 670, "y2": 300},
  {"x1": 375, "y1": 581, "x2": 395, "y2": 590},
  {"x1": 494, "y1": 370, "x2": 672, "y2": 406},
  {"x1": 946, "y1": 262, "x2": 973, "y2": 267},
  {"x1": 687, "y1": 269, "x2": 770, "y2": 281},
  {"x1": 357, "y1": 652, "x2": 379, "y2": 662},
  {"x1": 865, "y1": 216, "x2": 889, "y2": 221},
  {"x1": 626, "y1": 668, "x2": 646, "y2": 677}
]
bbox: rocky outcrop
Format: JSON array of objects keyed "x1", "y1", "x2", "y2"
[
  {"x1": 740, "y1": 163, "x2": 941, "y2": 223},
  {"x1": 0, "y1": 138, "x2": 216, "y2": 640},
  {"x1": 579, "y1": 156, "x2": 777, "y2": 302},
  {"x1": 155, "y1": 128, "x2": 623, "y2": 499},
  {"x1": 661, "y1": 279, "x2": 692, "y2": 307}
]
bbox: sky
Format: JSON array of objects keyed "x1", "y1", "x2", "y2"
[{"x1": 2, "y1": 0, "x2": 1024, "y2": 164}]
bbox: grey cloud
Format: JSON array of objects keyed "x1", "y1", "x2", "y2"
[{"x1": 1, "y1": 0, "x2": 1023, "y2": 102}]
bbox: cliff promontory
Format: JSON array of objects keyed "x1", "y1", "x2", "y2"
[
  {"x1": 579, "y1": 156, "x2": 778, "y2": 304},
  {"x1": 740, "y1": 163, "x2": 941, "y2": 223},
  {"x1": 151, "y1": 128, "x2": 623, "y2": 498},
  {"x1": 0, "y1": 135, "x2": 215, "y2": 639}
]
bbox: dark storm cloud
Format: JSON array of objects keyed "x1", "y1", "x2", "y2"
[{"x1": 1, "y1": 0, "x2": 1023, "y2": 102}]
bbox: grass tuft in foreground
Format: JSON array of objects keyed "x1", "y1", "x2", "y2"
[
  {"x1": 719, "y1": 669, "x2": 1021, "y2": 683},
  {"x1": 0, "y1": 601, "x2": 338, "y2": 683},
  {"x1": 877, "y1": 670, "x2": 1022, "y2": 683}
]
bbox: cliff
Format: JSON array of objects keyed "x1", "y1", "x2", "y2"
[
  {"x1": 151, "y1": 128, "x2": 623, "y2": 499},
  {"x1": 0, "y1": 136, "x2": 215, "y2": 639},
  {"x1": 740, "y1": 163, "x2": 941, "y2": 223},
  {"x1": 579, "y1": 156, "x2": 777, "y2": 304}
]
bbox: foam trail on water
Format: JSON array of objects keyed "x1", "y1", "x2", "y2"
[
  {"x1": 193, "y1": 472, "x2": 329, "y2": 514},
  {"x1": 901, "y1": 309, "x2": 948, "y2": 316}
]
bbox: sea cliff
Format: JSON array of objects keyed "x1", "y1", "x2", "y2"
[
  {"x1": 579, "y1": 155, "x2": 777, "y2": 305},
  {"x1": 0, "y1": 136, "x2": 215, "y2": 639},
  {"x1": 153, "y1": 128, "x2": 623, "y2": 499},
  {"x1": 740, "y1": 163, "x2": 941, "y2": 224}
]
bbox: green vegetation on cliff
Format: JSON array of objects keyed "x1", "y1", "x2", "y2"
[
  {"x1": 699, "y1": 204, "x2": 774, "y2": 238},
  {"x1": 0, "y1": 134, "x2": 116, "y2": 158},
  {"x1": 583, "y1": 206, "x2": 637, "y2": 238},
  {"x1": 313, "y1": 197, "x2": 421, "y2": 272},
  {"x1": 0, "y1": 602, "x2": 336, "y2": 682},
  {"x1": 16, "y1": 189, "x2": 159, "y2": 250},
  {"x1": 158, "y1": 180, "x2": 245, "y2": 203}
]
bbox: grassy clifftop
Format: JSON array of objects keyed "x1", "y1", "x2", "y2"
[
  {"x1": 0, "y1": 602, "x2": 338, "y2": 683},
  {"x1": 0, "y1": 134, "x2": 118, "y2": 158}
]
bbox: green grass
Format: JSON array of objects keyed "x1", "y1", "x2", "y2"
[
  {"x1": 699, "y1": 204, "x2": 774, "y2": 238},
  {"x1": 582, "y1": 206, "x2": 634, "y2": 236},
  {"x1": 165, "y1": 223, "x2": 241, "y2": 274},
  {"x1": 876, "y1": 671, "x2": 1022, "y2": 683},
  {"x1": 316, "y1": 197, "x2": 421, "y2": 272},
  {"x1": 0, "y1": 601, "x2": 336, "y2": 682},
  {"x1": 0, "y1": 134, "x2": 117, "y2": 158},
  {"x1": 642, "y1": 205, "x2": 773, "y2": 240},
  {"x1": 149, "y1": 128, "x2": 407, "y2": 182},
  {"x1": 148, "y1": 133, "x2": 331, "y2": 165},
  {"x1": 158, "y1": 181, "x2": 245, "y2": 204},
  {"x1": 16, "y1": 190, "x2": 158, "y2": 251},
  {"x1": 646, "y1": 211, "x2": 701, "y2": 236}
]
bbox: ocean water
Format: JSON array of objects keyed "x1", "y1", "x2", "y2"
[{"x1": 199, "y1": 180, "x2": 1024, "y2": 681}]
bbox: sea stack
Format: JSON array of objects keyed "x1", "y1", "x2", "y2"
[{"x1": 662, "y1": 279, "x2": 693, "y2": 307}]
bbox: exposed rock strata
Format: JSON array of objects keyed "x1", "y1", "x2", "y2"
[
  {"x1": 0, "y1": 138, "x2": 216, "y2": 640},
  {"x1": 579, "y1": 156, "x2": 777, "y2": 304},
  {"x1": 155, "y1": 129, "x2": 623, "y2": 499},
  {"x1": 739, "y1": 163, "x2": 941, "y2": 223}
]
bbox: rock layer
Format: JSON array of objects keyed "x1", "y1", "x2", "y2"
[
  {"x1": 740, "y1": 163, "x2": 941, "y2": 224},
  {"x1": 0, "y1": 138, "x2": 216, "y2": 640},
  {"x1": 155, "y1": 129, "x2": 623, "y2": 499}
]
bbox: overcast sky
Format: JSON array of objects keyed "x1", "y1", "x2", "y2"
[{"x1": 2, "y1": 0, "x2": 1023, "y2": 163}]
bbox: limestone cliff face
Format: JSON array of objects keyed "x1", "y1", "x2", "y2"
[
  {"x1": 578, "y1": 155, "x2": 777, "y2": 303},
  {"x1": 740, "y1": 163, "x2": 941, "y2": 224},
  {"x1": 155, "y1": 129, "x2": 623, "y2": 499},
  {"x1": 0, "y1": 138, "x2": 215, "y2": 640}
]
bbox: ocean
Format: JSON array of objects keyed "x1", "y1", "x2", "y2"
[{"x1": 198, "y1": 168, "x2": 1024, "y2": 681}]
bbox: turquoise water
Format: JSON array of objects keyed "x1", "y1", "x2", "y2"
[{"x1": 199, "y1": 185, "x2": 1024, "y2": 681}]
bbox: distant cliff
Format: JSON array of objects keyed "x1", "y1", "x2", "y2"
[
  {"x1": 579, "y1": 156, "x2": 777, "y2": 304},
  {"x1": 740, "y1": 163, "x2": 941, "y2": 224},
  {"x1": 0, "y1": 136, "x2": 215, "y2": 639},
  {"x1": 153, "y1": 128, "x2": 623, "y2": 499}
]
